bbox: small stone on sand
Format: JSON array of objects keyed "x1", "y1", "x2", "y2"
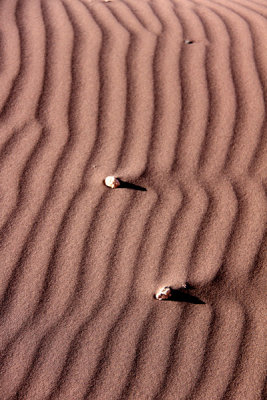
[
  {"x1": 104, "y1": 176, "x2": 120, "y2": 189},
  {"x1": 155, "y1": 286, "x2": 172, "y2": 300}
]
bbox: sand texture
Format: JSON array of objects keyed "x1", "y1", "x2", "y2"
[{"x1": 0, "y1": 0, "x2": 266, "y2": 399}]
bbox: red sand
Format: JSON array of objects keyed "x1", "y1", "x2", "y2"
[{"x1": 0, "y1": 0, "x2": 266, "y2": 399}]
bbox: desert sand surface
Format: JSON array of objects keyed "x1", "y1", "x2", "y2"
[{"x1": 0, "y1": 0, "x2": 266, "y2": 399}]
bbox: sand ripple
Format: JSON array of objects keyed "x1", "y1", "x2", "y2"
[{"x1": 0, "y1": 0, "x2": 266, "y2": 399}]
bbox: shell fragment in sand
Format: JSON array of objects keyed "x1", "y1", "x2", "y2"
[
  {"x1": 155, "y1": 286, "x2": 172, "y2": 300},
  {"x1": 104, "y1": 176, "x2": 120, "y2": 189}
]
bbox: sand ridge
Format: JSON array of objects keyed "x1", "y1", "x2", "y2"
[{"x1": 0, "y1": 0, "x2": 266, "y2": 399}]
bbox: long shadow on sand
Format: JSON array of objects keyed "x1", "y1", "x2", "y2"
[
  {"x1": 117, "y1": 179, "x2": 147, "y2": 191},
  {"x1": 168, "y1": 289, "x2": 205, "y2": 304}
]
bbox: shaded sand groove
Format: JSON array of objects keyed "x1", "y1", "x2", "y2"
[{"x1": 0, "y1": 0, "x2": 266, "y2": 399}]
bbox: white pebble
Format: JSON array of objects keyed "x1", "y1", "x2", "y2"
[
  {"x1": 104, "y1": 176, "x2": 120, "y2": 189},
  {"x1": 155, "y1": 286, "x2": 172, "y2": 300}
]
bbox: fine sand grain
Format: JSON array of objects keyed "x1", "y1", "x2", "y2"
[{"x1": 0, "y1": 0, "x2": 266, "y2": 399}]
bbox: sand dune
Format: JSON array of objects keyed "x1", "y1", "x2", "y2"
[{"x1": 0, "y1": 0, "x2": 266, "y2": 399}]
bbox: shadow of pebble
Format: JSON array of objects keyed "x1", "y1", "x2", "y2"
[
  {"x1": 117, "y1": 179, "x2": 147, "y2": 192},
  {"x1": 155, "y1": 288, "x2": 205, "y2": 304},
  {"x1": 169, "y1": 290, "x2": 205, "y2": 304}
]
